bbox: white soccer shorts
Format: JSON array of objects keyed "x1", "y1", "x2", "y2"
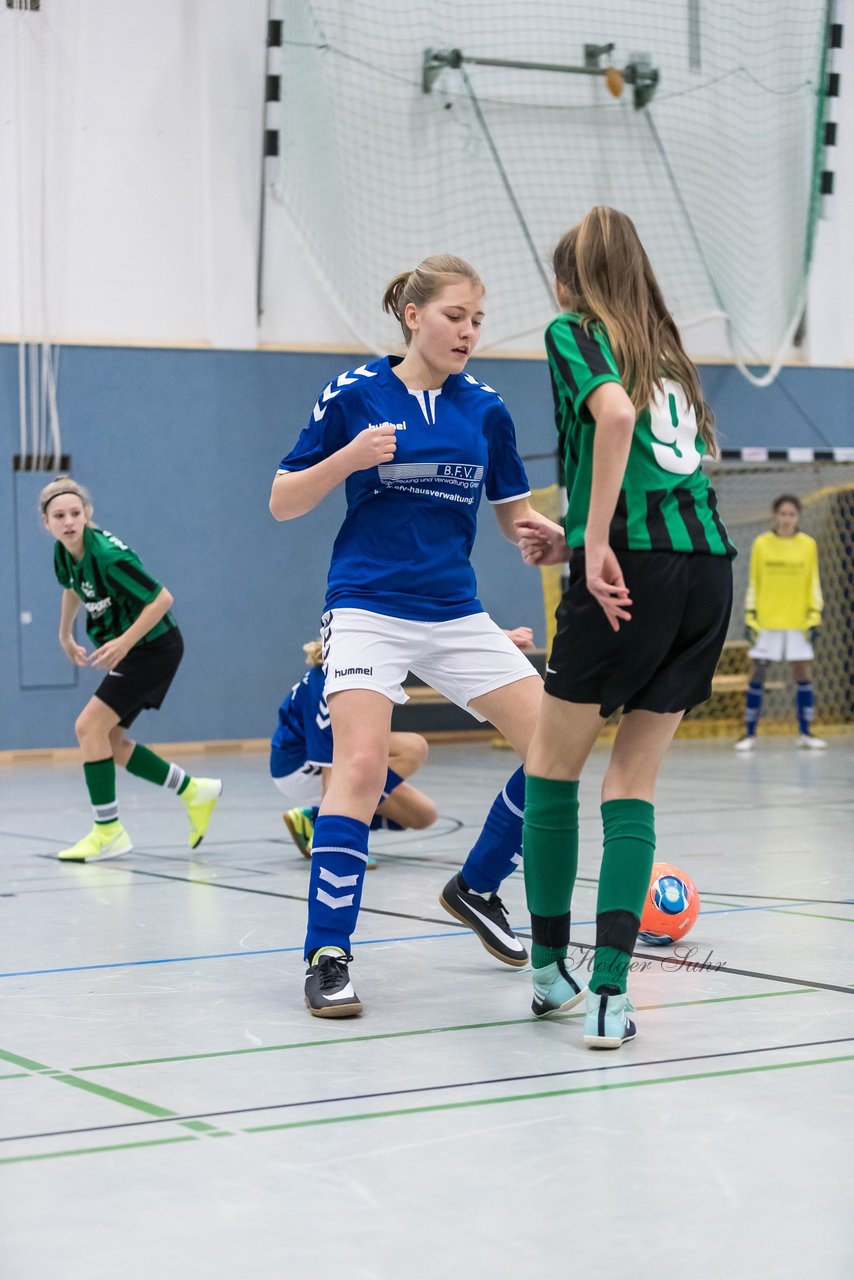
[
  {"x1": 749, "y1": 629, "x2": 814, "y2": 662},
  {"x1": 271, "y1": 761, "x2": 324, "y2": 805},
  {"x1": 321, "y1": 608, "x2": 538, "y2": 721}
]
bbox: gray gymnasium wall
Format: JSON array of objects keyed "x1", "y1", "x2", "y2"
[{"x1": 2, "y1": 342, "x2": 852, "y2": 750}]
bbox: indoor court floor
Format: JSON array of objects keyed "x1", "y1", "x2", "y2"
[{"x1": 2, "y1": 737, "x2": 853, "y2": 1278}]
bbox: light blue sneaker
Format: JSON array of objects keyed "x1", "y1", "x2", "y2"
[
  {"x1": 583, "y1": 989, "x2": 637, "y2": 1049},
  {"x1": 531, "y1": 958, "x2": 588, "y2": 1018}
]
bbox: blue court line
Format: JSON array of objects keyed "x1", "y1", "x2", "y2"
[{"x1": 0, "y1": 898, "x2": 828, "y2": 980}]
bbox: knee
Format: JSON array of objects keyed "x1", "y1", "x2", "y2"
[
  {"x1": 342, "y1": 746, "x2": 388, "y2": 798},
  {"x1": 406, "y1": 734, "x2": 429, "y2": 771},
  {"x1": 391, "y1": 733, "x2": 429, "y2": 775},
  {"x1": 750, "y1": 661, "x2": 769, "y2": 686},
  {"x1": 74, "y1": 711, "x2": 95, "y2": 746},
  {"x1": 408, "y1": 796, "x2": 439, "y2": 829}
]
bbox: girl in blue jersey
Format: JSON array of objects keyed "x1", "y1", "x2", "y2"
[
  {"x1": 270, "y1": 255, "x2": 564, "y2": 1017},
  {"x1": 272, "y1": 639, "x2": 438, "y2": 864}
]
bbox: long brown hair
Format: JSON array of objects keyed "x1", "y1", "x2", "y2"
[
  {"x1": 552, "y1": 207, "x2": 717, "y2": 454},
  {"x1": 382, "y1": 255, "x2": 483, "y2": 345}
]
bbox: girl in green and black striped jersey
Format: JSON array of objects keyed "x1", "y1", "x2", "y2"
[
  {"x1": 515, "y1": 207, "x2": 735, "y2": 1049},
  {"x1": 40, "y1": 476, "x2": 222, "y2": 862}
]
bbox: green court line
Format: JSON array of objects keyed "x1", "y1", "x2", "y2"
[
  {"x1": 0, "y1": 1052, "x2": 230, "y2": 1138},
  {"x1": 0, "y1": 1135, "x2": 197, "y2": 1166},
  {"x1": 243, "y1": 1051, "x2": 854, "y2": 1136},
  {"x1": 703, "y1": 896, "x2": 854, "y2": 924},
  {"x1": 761, "y1": 908, "x2": 854, "y2": 925},
  {"x1": 0, "y1": 1073, "x2": 29, "y2": 1081},
  {"x1": 69, "y1": 986, "x2": 817, "y2": 1074},
  {"x1": 3, "y1": 1044, "x2": 851, "y2": 1167},
  {"x1": 50, "y1": 1073, "x2": 178, "y2": 1118},
  {"x1": 0, "y1": 1048, "x2": 53, "y2": 1072}
]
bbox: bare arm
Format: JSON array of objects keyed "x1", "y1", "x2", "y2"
[
  {"x1": 494, "y1": 497, "x2": 563, "y2": 548},
  {"x1": 59, "y1": 589, "x2": 88, "y2": 666},
  {"x1": 584, "y1": 382, "x2": 637, "y2": 631},
  {"x1": 269, "y1": 426, "x2": 398, "y2": 521},
  {"x1": 88, "y1": 587, "x2": 174, "y2": 670}
]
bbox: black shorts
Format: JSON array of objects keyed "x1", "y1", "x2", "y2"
[
  {"x1": 94, "y1": 628, "x2": 184, "y2": 728},
  {"x1": 545, "y1": 551, "x2": 733, "y2": 718}
]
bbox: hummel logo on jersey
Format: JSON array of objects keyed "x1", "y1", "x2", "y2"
[
  {"x1": 312, "y1": 365, "x2": 378, "y2": 422},
  {"x1": 334, "y1": 666, "x2": 373, "y2": 678},
  {"x1": 81, "y1": 582, "x2": 95, "y2": 599},
  {"x1": 368, "y1": 422, "x2": 406, "y2": 431}
]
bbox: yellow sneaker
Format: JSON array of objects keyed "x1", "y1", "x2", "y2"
[
  {"x1": 283, "y1": 807, "x2": 314, "y2": 858},
  {"x1": 181, "y1": 777, "x2": 223, "y2": 848},
  {"x1": 58, "y1": 821, "x2": 133, "y2": 862}
]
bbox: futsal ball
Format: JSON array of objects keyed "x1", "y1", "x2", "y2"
[{"x1": 637, "y1": 862, "x2": 700, "y2": 946}]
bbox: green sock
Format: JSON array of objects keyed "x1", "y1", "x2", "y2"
[
  {"x1": 590, "y1": 799, "x2": 656, "y2": 994},
  {"x1": 84, "y1": 758, "x2": 118, "y2": 825},
  {"x1": 523, "y1": 775, "x2": 579, "y2": 968},
  {"x1": 126, "y1": 745, "x2": 189, "y2": 794}
]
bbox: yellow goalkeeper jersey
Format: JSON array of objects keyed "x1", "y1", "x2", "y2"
[{"x1": 745, "y1": 531, "x2": 823, "y2": 631}]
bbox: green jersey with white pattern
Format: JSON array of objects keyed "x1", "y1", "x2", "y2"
[
  {"x1": 545, "y1": 313, "x2": 735, "y2": 556},
  {"x1": 54, "y1": 525, "x2": 176, "y2": 647}
]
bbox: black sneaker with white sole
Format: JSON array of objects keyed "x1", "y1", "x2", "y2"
[
  {"x1": 304, "y1": 950, "x2": 363, "y2": 1018},
  {"x1": 439, "y1": 873, "x2": 528, "y2": 967}
]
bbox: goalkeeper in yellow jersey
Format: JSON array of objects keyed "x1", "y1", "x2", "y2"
[{"x1": 735, "y1": 494, "x2": 825, "y2": 750}]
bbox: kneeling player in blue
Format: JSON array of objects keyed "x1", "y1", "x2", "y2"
[
  {"x1": 40, "y1": 476, "x2": 222, "y2": 862},
  {"x1": 270, "y1": 255, "x2": 564, "y2": 1017},
  {"x1": 271, "y1": 639, "x2": 439, "y2": 868}
]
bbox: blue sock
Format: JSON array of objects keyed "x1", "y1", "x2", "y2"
[
  {"x1": 310, "y1": 806, "x2": 319, "y2": 822},
  {"x1": 745, "y1": 680, "x2": 764, "y2": 736},
  {"x1": 460, "y1": 766, "x2": 525, "y2": 894},
  {"x1": 304, "y1": 815, "x2": 370, "y2": 960},
  {"x1": 371, "y1": 767, "x2": 405, "y2": 829},
  {"x1": 796, "y1": 681, "x2": 814, "y2": 735},
  {"x1": 370, "y1": 814, "x2": 403, "y2": 831},
  {"x1": 383, "y1": 767, "x2": 404, "y2": 798}
]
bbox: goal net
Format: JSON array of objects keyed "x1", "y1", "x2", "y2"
[
  {"x1": 534, "y1": 455, "x2": 854, "y2": 737},
  {"x1": 274, "y1": 0, "x2": 831, "y2": 379},
  {"x1": 695, "y1": 452, "x2": 854, "y2": 737}
]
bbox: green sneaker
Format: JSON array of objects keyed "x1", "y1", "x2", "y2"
[
  {"x1": 283, "y1": 807, "x2": 314, "y2": 858},
  {"x1": 583, "y1": 989, "x2": 637, "y2": 1049},
  {"x1": 58, "y1": 821, "x2": 133, "y2": 862},
  {"x1": 181, "y1": 777, "x2": 223, "y2": 849},
  {"x1": 531, "y1": 958, "x2": 588, "y2": 1018}
]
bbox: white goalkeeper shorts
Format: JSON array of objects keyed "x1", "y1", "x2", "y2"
[{"x1": 749, "y1": 629, "x2": 814, "y2": 662}]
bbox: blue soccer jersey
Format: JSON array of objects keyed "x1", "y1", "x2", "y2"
[
  {"x1": 270, "y1": 665, "x2": 333, "y2": 778},
  {"x1": 277, "y1": 356, "x2": 531, "y2": 621}
]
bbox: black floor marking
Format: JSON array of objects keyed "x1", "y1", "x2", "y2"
[
  {"x1": 5, "y1": 1034, "x2": 854, "y2": 1146},
  {"x1": 31, "y1": 858, "x2": 854, "y2": 993},
  {"x1": 59, "y1": 860, "x2": 470, "y2": 932}
]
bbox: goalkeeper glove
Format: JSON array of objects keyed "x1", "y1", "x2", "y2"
[
  {"x1": 744, "y1": 616, "x2": 759, "y2": 643},
  {"x1": 807, "y1": 626, "x2": 821, "y2": 645}
]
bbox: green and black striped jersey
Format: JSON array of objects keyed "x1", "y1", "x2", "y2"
[
  {"x1": 545, "y1": 313, "x2": 735, "y2": 557},
  {"x1": 54, "y1": 526, "x2": 176, "y2": 647}
]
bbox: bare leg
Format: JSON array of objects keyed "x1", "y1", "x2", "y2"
[
  {"x1": 322, "y1": 688, "x2": 394, "y2": 824},
  {"x1": 602, "y1": 709, "x2": 684, "y2": 802},
  {"x1": 75, "y1": 696, "x2": 122, "y2": 762},
  {"x1": 108, "y1": 725, "x2": 135, "y2": 768},
  {"x1": 469, "y1": 673, "x2": 543, "y2": 760}
]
